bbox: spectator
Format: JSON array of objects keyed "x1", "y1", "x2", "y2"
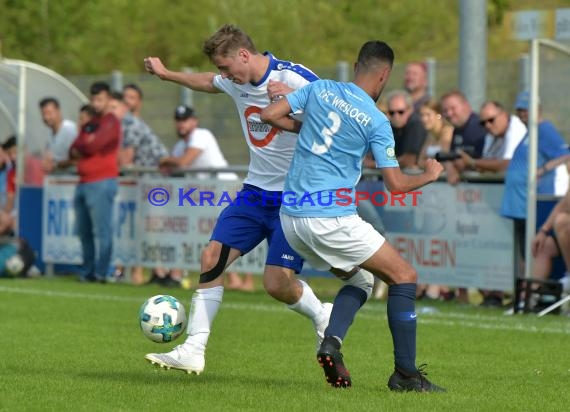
[
  {"x1": 501, "y1": 91, "x2": 570, "y2": 294},
  {"x1": 158, "y1": 105, "x2": 253, "y2": 290},
  {"x1": 0, "y1": 137, "x2": 17, "y2": 235},
  {"x1": 0, "y1": 136, "x2": 44, "y2": 235},
  {"x1": 533, "y1": 173, "x2": 570, "y2": 290},
  {"x1": 39, "y1": 97, "x2": 77, "y2": 172},
  {"x1": 454, "y1": 100, "x2": 526, "y2": 307},
  {"x1": 0, "y1": 144, "x2": 11, "y2": 209},
  {"x1": 160, "y1": 105, "x2": 237, "y2": 180},
  {"x1": 416, "y1": 99, "x2": 454, "y2": 300},
  {"x1": 404, "y1": 62, "x2": 430, "y2": 112},
  {"x1": 457, "y1": 101, "x2": 526, "y2": 174},
  {"x1": 123, "y1": 83, "x2": 144, "y2": 118},
  {"x1": 417, "y1": 99, "x2": 453, "y2": 168},
  {"x1": 109, "y1": 92, "x2": 168, "y2": 168},
  {"x1": 108, "y1": 92, "x2": 169, "y2": 285},
  {"x1": 70, "y1": 81, "x2": 121, "y2": 283},
  {"x1": 78, "y1": 104, "x2": 96, "y2": 129},
  {"x1": 440, "y1": 90, "x2": 487, "y2": 185},
  {"x1": 386, "y1": 90, "x2": 427, "y2": 169}
]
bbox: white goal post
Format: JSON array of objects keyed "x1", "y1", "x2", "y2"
[{"x1": 524, "y1": 39, "x2": 570, "y2": 316}]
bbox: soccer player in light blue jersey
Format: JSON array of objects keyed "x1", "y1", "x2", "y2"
[{"x1": 261, "y1": 41, "x2": 445, "y2": 392}]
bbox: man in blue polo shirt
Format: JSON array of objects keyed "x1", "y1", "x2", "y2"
[{"x1": 501, "y1": 91, "x2": 570, "y2": 262}]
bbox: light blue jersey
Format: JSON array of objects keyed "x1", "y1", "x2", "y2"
[{"x1": 282, "y1": 79, "x2": 398, "y2": 217}]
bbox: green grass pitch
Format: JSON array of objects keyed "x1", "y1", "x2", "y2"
[{"x1": 1, "y1": 276, "x2": 570, "y2": 411}]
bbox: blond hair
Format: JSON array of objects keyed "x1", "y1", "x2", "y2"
[{"x1": 202, "y1": 24, "x2": 257, "y2": 59}]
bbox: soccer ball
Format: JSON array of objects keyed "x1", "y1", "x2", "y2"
[
  {"x1": 139, "y1": 295, "x2": 187, "y2": 343},
  {"x1": 5, "y1": 254, "x2": 25, "y2": 277}
]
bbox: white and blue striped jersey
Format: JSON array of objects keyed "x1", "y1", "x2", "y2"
[
  {"x1": 213, "y1": 52, "x2": 318, "y2": 191},
  {"x1": 282, "y1": 79, "x2": 398, "y2": 217}
]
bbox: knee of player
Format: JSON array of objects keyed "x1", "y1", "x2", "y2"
[
  {"x1": 263, "y1": 267, "x2": 298, "y2": 298},
  {"x1": 393, "y1": 266, "x2": 417, "y2": 284},
  {"x1": 263, "y1": 280, "x2": 282, "y2": 298},
  {"x1": 553, "y1": 213, "x2": 570, "y2": 237},
  {"x1": 262, "y1": 275, "x2": 286, "y2": 298}
]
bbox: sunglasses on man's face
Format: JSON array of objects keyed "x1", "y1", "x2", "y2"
[
  {"x1": 479, "y1": 115, "x2": 498, "y2": 127},
  {"x1": 389, "y1": 109, "x2": 406, "y2": 116}
]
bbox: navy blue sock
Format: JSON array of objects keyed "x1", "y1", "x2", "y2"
[
  {"x1": 387, "y1": 283, "x2": 417, "y2": 374},
  {"x1": 324, "y1": 285, "x2": 367, "y2": 341}
]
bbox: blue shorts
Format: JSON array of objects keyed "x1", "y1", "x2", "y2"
[{"x1": 211, "y1": 184, "x2": 304, "y2": 273}]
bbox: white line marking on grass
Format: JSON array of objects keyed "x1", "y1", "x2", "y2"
[
  {"x1": 0, "y1": 285, "x2": 143, "y2": 303},
  {"x1": 2, "y1": 285, "x2": 570, "y2": 335}
]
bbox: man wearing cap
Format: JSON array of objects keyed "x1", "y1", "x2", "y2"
[
  {"x1": 159, "y1": 105, "x2": 236, "y2": 181},
  {"x1": 501, "y1": 91, "x2": 570, "y2": 271}
]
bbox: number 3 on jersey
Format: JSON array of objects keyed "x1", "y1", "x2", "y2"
[{"x1": 312, "y1": 111, "x2": 341, "y2": 154}]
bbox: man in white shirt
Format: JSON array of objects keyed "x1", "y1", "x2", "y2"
[
  {"x1": 457, "y1": 100, "x2": 526, "y2": 172},
  {"x1": 39, "y1": 97, "x2": 77, "y2": 172},
  {"x1": 143, "y1": 24, "x2": 330, "y2": 375},
  {"x1": 160, "y1": 105, "x2": 237, "y2": 180}
]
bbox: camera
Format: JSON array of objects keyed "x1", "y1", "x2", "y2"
[
  {"x1": 435, "y1": 147, "x2": 475, "y2": 162},
  {"x1": 435, "y1": 152, "x2": 460, "y2": 162}
]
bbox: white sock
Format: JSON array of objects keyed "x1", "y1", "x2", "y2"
[
  {"x1": 183, "y1": 286, "x2": 223, "y2": 352},
  {"x1": 287, "y1": 280, "x2": 325, "y2": 323}
]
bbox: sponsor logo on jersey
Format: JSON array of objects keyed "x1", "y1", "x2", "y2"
[{"x1": 244, "y1": 106, "x2": 280, "y2": 147}]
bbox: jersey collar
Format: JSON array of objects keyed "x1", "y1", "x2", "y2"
[{"x1": 250, "y1": 51, "x2": 275, "y2": 87}]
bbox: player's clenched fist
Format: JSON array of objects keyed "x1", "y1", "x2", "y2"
[
  {"x1": 144, "y1": 57, "x2": 167, "y2": 79},
  {"x1": 424, "y1": 158, "x2": 444, "y2": 182}
]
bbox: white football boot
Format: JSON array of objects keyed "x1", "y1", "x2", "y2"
[{"x1": 145, "y1": 344, "x2": 205, "y2": 375}]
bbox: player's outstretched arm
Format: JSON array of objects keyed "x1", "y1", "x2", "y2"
[
  {"x1": 260, "y1": 98, "x2": 302, "y2": 134},
  {"x1": 144, "y1": 57, "x2": 220, "y2": 93},
  {"x1": 381, "y1": 158, "x2": 443, "y2": 193}
]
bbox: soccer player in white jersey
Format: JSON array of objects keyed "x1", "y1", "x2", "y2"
[
  {"x1": 142, "y1": 24, "x2": 331, "y2": 374},
  {"x1": 261, "y1": 41, "x2": 445, "y2": 392}
]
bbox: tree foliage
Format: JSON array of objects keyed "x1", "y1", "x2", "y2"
[{"x1": 0, "y1": 0, "x2": 567, "y2": 74}]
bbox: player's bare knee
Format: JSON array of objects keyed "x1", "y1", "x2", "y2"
[
  {"x1": 263, "y1": 277, "x2": 292, "y2": 300},
  {"x1": 393, "y1": 266, "x2": 417, "y2": 284},
  {"x1": 554, "y1": 214, "x2": 570, "y2": 239},
  {"x1": 263, "y1": 280, "x2": 284, "y2": 299},
  {"x1": 263, "y1": 268, "x2": 299, "y2": 301}
]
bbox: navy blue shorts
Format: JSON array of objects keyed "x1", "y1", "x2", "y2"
[{"x1": 211, "y1": 184, "x2": 304, "y2": 273}]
